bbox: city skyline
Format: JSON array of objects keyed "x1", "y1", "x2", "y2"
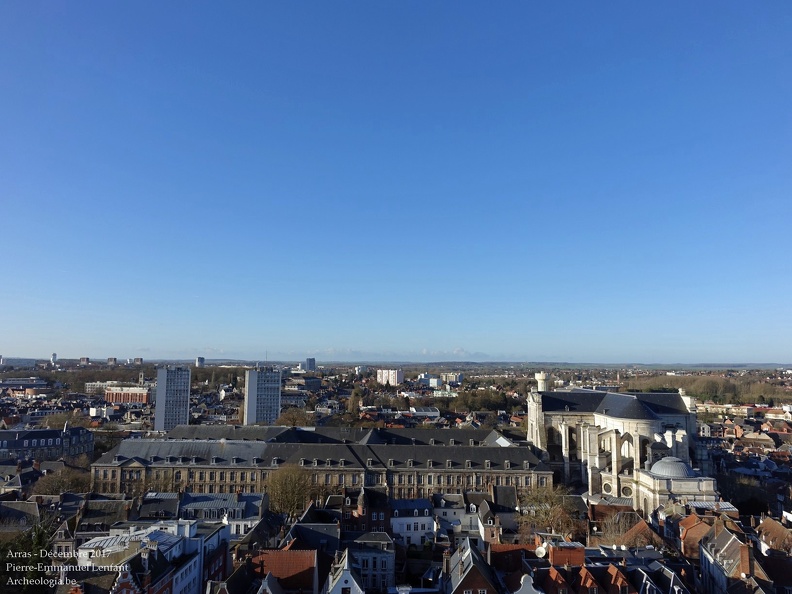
[{"x1": 2, "y1": 3, "x2": 791, "y2": 364}]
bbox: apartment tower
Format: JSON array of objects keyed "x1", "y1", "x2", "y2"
[
  {"x1": 244, "y1": 367, "x2": 282, "y2": 425},
  {"x1": 154, "y1": 366, "x2": 191, "y2": 432}
]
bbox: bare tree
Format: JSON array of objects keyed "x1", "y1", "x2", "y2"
[
  {"x1": 518, "y1": 485, "x2": 585, "y2": 541},
  {"x1": 266, "y1": 466, "x2": 312, "y2": 518},
  {"x1": 273, "y1": 408, "x2": 313, "y2": 427},
  {"x1": 33, "y1": 468, "x2": 91, "y2": 495}
]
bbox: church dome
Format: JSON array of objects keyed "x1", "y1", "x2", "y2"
[{"x1": 650, "y1": 457, "x2": 698, "y2": 479}]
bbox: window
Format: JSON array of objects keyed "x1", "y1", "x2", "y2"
[
  {"x1": 379, "y1": 512, "x2": 385, "y2": 520},
  {"x1": 414, "y1": 509, "x2": 419, "y2": 517},
  {"x1": 589, "y1": 588, "x2": 598, "y2": 594},
  {"x1": 479, "y1": 590, "x2": 487, "y2": 594}
]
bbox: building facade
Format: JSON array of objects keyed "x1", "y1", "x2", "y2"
[
  {"x1": 0, "y1": 426, "x2": 94, "y2": 461},
  {"x1": 244, "y1": 367, "x2": 282, "y2": 425},
  {"x1": 105, "y1": 385, "x2": 152, "y2": 405},
  {"x1": 91, "y1": 427, "x2": 552, "y2": 500},
  {"x1": 526, "y1": 388, "x2": 698, "y2": 503},
  {"x1": 154, "y1": 366, "x2": 191, "y2": 432}
]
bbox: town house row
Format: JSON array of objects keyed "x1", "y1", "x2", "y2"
[{"x1": 91, "y1": 438, "x2": 553, "y2": 498}]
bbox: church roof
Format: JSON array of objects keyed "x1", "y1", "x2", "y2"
[
  {"x1": 596, "y1": 392, "x2": 658, "y2": 421},
  {"x1": 539, "y1": 389, "x2": 690, "y2": 421},
  {"x1": 650, "y1": 457, "x2": 698, "y2": 479}
]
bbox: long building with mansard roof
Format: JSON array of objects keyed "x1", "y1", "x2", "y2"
[{"x1": 91, "y1": 426, "x2": 552, "y2": 499}]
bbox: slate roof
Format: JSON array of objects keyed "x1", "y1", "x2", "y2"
[
  {"x1": 539, "y1": 389, "x2": 690, "y2": 420},
  {"x1": 596, "y1": 392, "x2": 659, "y2": 421},
  {"x1": 96, "y1": 438, "x2": 548, "y2": 473},
  {"x1": 165, "y1": 425, "x2": 509, "y2": 447},
  {"x1": 539, "y1": 390, "x2": 606, "y2": 414},
  {"x1": 0, "y1": 500, "x2": 39, "y2": 527},
  {"x1": 445, "y1": 537, "x2": 501, "y2": 594}
]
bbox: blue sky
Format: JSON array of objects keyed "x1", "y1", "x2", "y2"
[{"x1": 2, "y1": 2, "x2": 791, "y2": 363}]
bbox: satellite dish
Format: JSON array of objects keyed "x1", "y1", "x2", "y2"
[{"x1": 535, "y1": 546, "x2": 546, "y2": 558}]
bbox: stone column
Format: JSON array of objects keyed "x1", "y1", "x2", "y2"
[{"x1": 560, "y1": 420, "x2": 570, "y2": 484}]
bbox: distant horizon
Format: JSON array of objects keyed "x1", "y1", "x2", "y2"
[{"x1": 2, "y1": 354, "x2": 790, "y2": 370}]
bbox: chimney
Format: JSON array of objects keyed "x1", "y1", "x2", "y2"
[
  {"x1": 141, "y1": 548, "x2": 149, "y2": 573},
  {"x1": 740, "y1": 541, "x2": 755, "y2": 577},
  {"x1": 442, "y1": 549, "x2": 451, "y2": 575}
]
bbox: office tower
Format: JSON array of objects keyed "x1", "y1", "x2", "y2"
[
  {"x1": 305, "y1": 357, "x2": 316, "y2": 372},
  {"x1": 154, "y1": 366, "x2": 191, "y2": 432},
  {"x1": 195, "y1": 357, "x2": 205, "y2": 368},
  {"x1": 244, "y1": 367, "x2": 282, "y2": 425}
]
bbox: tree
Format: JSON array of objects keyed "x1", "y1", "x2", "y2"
[
  {"x1": 266, "y1": 466, "x2": 312, "y2": 518},
  {"x1": 517, "y1": 485, "x2": 585, "y2": 541},
  {"x1": 274, "y1": 408, "x2": 313, "y2": 427},
  {"x1": 32, "y1": 468, "x2": 91, "y2": 495}
]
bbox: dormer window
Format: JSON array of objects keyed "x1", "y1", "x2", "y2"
[
  {"x1": 345, "y1": 497, "x2": 351, "y2": 505},
  {"x1": 366, "y1": 458, "x2": 373, "y2": 467},
  {"x1": 449, "y1": 439, "x2": 455, "y2": 446},
  {"x1": 446, "y1": 460, "x2": 452, "y2": 469},
  {"x1": 430, "y1": 439, "x2": 435, "y2": 445},
  {"x1": 211, "y1": 456, "x2": 219, "y2": 464},
  {"x1": 470, "y1": 504, "x2": 476, "y2": 513},
  {"x1": 326, "y1": 459, "x2": 332, "y2": 467},
  {"x1": 414, "y1": 509, "x2": 418, "y2": 517},
  {"x1": 388, "y1": 459, "x2": 395, "y2": 468},
  {"x1": 424, "y1": 509, "x2": 429, "y2": 516},
  {"x1": 485, "y1": 460, "x2": 491, "y2": 469},
  {"x1": 394, "y1": 510, "x2": 399, "y2": 517},
  {"x1": 271, "y1": 458, "x2": 279, "y2": 467},
  {"x1": 299, "y1": 459, "x2": 305, "y2": 466},
  {"x1": 523, "y1": 461, "x2": 530, "y2": 470},
  {"x1": 408, "y1": 459, "x2": 414, "y2": 467},
  {"x1": 465, "y1": 460, "x2": 472, "y2": 469},
  {"x1": 340, "y1": 459, "x2": 345, "y2": 467},
  {"x1": 313, "y1": 459, "x2": 318, "y2": 467},
  {"x1": 505, "y1": 460, "x2": 511, "y2": 470}
]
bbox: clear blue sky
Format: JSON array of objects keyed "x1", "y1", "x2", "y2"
[{"x1": 2, "y1": 2, "x2": 790, "y2": 363}]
